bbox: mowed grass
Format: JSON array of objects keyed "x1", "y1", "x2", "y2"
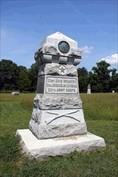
[{"x1": 0, "y1": 93, "x2": 118, "y2": 177}]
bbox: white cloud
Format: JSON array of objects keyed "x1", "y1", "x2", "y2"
[
  {"x1": 81, "y1": 45, "x2": 94, "y2": 54},
  {"x1": 100, "y1": 54, "x2": 118, "y2": 64}
]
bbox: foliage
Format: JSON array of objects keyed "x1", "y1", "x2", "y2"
[
  {"x1": 77, "y1": 61, "x2": 118, "y2": 93},
  {"x1": 89, "y1": 61, "x2": 110, "y2": 92},
  {"x1": 0, "y1": 59, "x2": 118, "y2": 93},
  {"x1": 0, "y1": 59, "x2": 19, "y2": 91},
  {"x1": 0, "y1": 60, "x2": 38, "y2": 92},
  {"x1": 89, "y1": 61, "x2": 118, "y2": 93},
  {"x1": 77, "y1": 67, "x2": 89, "y2": 93},
  {"x1": 28, "y1": 63, "x2": 39, "y2": 92},
  {"x1": 0, "y1": 93, "x2": 118, "y2": 177},
  {"x1": 110, "y1": 68, "x2": 118, "y2": 92},
  {"x1": 18, "y1": 66, "x2": 31, "y2": 92}
]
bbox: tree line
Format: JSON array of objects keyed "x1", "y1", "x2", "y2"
[
  {"x1": 0, "y1": 59, "x2": 118, "y2": 93},
  {"x1": 0, "y1": 59, "x2": 39, "y2": 92}
]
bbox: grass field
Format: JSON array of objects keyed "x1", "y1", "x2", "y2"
[{"x1": 0, "y1": 93, "x2": 118, "y2": 177}]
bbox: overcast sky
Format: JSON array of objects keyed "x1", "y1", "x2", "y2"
[{"x1": 1, "y1": 0, "x2": 118, "y2": 71}]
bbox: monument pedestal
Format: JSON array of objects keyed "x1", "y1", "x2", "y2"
[
  {"x1": 29, "y1": 109, "x2": 87, "y2": 139},
  {"x1": 16, "y1": 129, "x2": 106, "y2": 159},
  {"x1": 16, "y1": 32, "x2": 106, "y2": 159},
  {"x1": 29, "y1": 63, "x2": 88, "y2": 139}
]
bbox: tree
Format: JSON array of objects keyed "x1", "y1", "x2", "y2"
[
  {"x1": 28, "y1": 63, "x2": 39, "y2": 92},
  {"x1": 89, "y1": 61, "x2": 111, "y2": 92},
  {"x1": 0, "y1": 59, "x2": 39, "y2": 92},
  {"x1": 1, "y1": 59, "x2": 117, "y2": 93},
  {"x1": 17, "y1": 66, "x2": 31, "y2": 92},
  {"x1": 110, "y1": 68, "x2": 118, "y2": 92},
  {"x1": 77, "y1": 67, "x2": 89, "y2": 93},
  {"x1": 0, "y1": 59, "x2": 19, "y2": 91}
]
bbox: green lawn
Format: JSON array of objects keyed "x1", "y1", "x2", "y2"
[{"x1": 0, "y1": 93, "x2": 118, "y2": 177}]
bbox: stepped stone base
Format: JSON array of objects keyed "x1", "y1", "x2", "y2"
[{"x1": 16, "y1": 129, "x2": 106, "y2": 159}]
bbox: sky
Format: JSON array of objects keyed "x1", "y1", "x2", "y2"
[{"x1": 1, "y1": 0, "x2": 118, "y2": 71}]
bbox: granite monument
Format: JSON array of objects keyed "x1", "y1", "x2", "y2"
[{"x1": 16, "y1": 32, "x2": 106, "y2": 159}]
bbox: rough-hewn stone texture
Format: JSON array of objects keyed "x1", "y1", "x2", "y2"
[
  {"x1": 29, "y1": 109, "x2": 87, "y2": 139},
  {"x1": 16, "y1": 32, "x2": 106, "y2": 159},
  {"x1": 16, "y1": 129, "x2": 106, "y2": 159},
  {"x1": 29, "y1": 62, "x2": 86, "y2": 139}
]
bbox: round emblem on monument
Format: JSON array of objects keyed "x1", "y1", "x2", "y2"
[
  {"x1": 59, "y1": 65, "x2": 67, "y2": 75},
  {"x1": 58, "y1": 41, "x2": 70, "y2": 54}
]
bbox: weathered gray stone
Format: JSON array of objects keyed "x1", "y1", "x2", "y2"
[
  {"x1": 11, "y1": 91, "x2": 20, "y2": 95},
  {"x1": 16, "y1": 129, "x2": 106, "y2": 159},
  {"x1": 33, "y1": 94, "x2": 82, "y2": 109},
  {"x1": 35, "y1": 32, "x2": 82, "y2": 66},
  {"x1": 37, "y1": 63, "x2": 79, "y2": 94},
  {"x1": 42, "y1": 63, "x2": 77, "y2": 76},
  {"x1": 29, "y1": 60, "x2": 85, "y2": 139},
  {"x1": 16, "y1": 32, "x2": 106, "y2": 159},
  {"x1": 29, "y1": 109, "x2": 87, "y2": 139},
  {"x1": 87, "y1": 84, "x2": 91, "y2": 94}
]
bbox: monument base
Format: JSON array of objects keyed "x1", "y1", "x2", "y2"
[{"x1": 16, "y1": 129, "x2": 106, "y2": 159}]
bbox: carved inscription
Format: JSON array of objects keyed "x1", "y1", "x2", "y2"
[{"x1": 45, "y1": 76, "x2": 78, "y2": 94}]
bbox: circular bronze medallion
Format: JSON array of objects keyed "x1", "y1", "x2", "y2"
[{"x1": 58, "y1": 41, "x2": 70, "y2": 54}]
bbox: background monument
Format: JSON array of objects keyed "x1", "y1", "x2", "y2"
[
  {"x1": 87, "y1": 84, "x2": 91, "y2": 94},
  {"x1": 16, "y1": 32, "x2": 106, "y2": 159}
]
